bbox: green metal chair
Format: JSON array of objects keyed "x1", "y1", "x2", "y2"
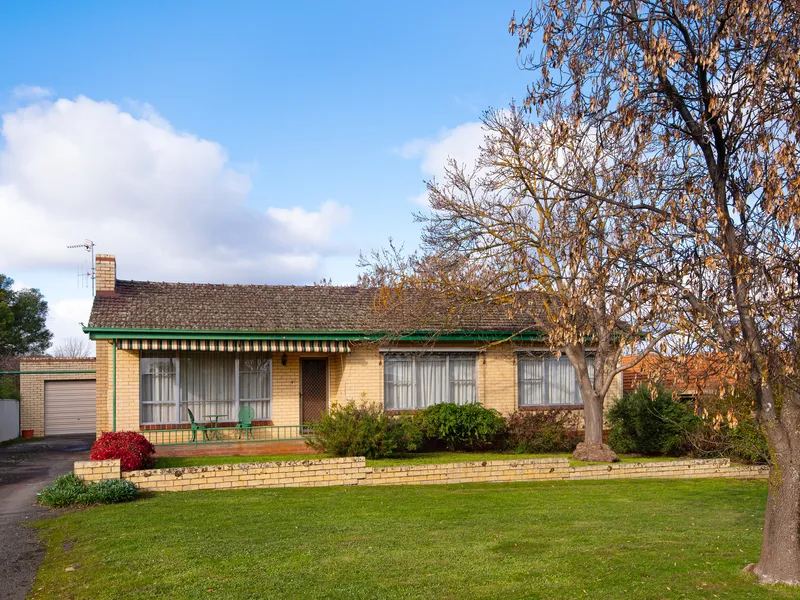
[
  {"x1": 235, "y1": 405, "x2": 255, "y2": 440},
  {"x1": 188, "y1": 408, "x2": 209, "y2": 442}
]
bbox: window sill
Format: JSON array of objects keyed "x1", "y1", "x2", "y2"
[{"x1": 517, "y1": 405, "x2": 584, "y2": 412}]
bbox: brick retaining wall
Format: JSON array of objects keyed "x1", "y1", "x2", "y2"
[
  {"x1": 568, "y1": 458, "x2": 768, "y2": 480},
  {"x1": 362, "y1": 458, "x2": 568, "y2": 486},
  {"x1": 74, "y1": 457, "x2": 769, "y2": 493}
]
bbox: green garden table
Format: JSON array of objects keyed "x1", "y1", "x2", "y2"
[{"x1": 203, "y1": 414, "x2": 228, "y2": 440}]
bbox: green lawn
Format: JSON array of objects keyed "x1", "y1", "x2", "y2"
[
  {"x1": 32, "y1": 479, "x2": 790, "y2": 599},
  {"x1": 153, "y1": 451, "x2": 682, "y2": 469}
]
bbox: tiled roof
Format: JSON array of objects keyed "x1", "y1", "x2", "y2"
[
  {"x1": 621, "y1": 353, "x2": 738, "y2": 395},
  {"x1": 87, "y1": 280, "x2": 546, "y2": 335}
]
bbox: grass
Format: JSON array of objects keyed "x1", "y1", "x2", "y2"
[
  {"x1": 153, "y1": 451, "x2": 683, "y2": 469},
  {"x1": 31, "y1": 478, "x2": 791, "y2": 599}
]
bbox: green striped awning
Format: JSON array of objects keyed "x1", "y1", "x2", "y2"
[{"x1": 115, "y1": 339, "x2": 350, "y2": 353}]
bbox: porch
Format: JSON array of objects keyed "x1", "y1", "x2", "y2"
[
  {"x1": 94, "y1": 335, "x2": 360, "y2": 437},
  {"x1": 141, "y1": 424, "x2": 319, "y2": 457}
]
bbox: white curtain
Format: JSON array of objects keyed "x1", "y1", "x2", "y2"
[
  {"x1": 518, "y1": 354, "x2": 593, "y2": 406},
  {"x1": 239, "y1": 355, "x2": 271, "y2": 419},
  {"x1": 384, "y1": 356, "x2": 413, "y2": 410},
  {"x1": 416, "y1": 355, "x2": 448, "y2": 408},
  {"x1": 384, "y1": 354, "x2": 477, "y2": 410},
  {"x1": 547, "y1": 356, "x2": 576, "y2": 405},
  {"x1": 518, "y1": 357, "x2": 545, "y2": 406},
  {"x1": 450, "y1": 357, "x2": 476, "y2": 405},
  {"x1": 180, "y1": 353, "x2": 236, "y2": 423},
  {"x1": 140, "y1": 353, "x2": 177, "y2": 423}
]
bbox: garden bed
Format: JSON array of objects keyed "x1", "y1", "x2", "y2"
[{"x1": 153, "y1": 451, "x2": 685, "y2": 469}]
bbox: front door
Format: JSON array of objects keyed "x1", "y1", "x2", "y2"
[{"x1": 301, "y1": 358, "x2": 328, "y2": 424}]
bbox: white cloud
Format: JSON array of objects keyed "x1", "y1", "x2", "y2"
[
  {"x1": 267, "y1": 201, "x2": 352, "y2": 246},
  {"x1": 395, "y1": 121, "x2": 486, "y2": 207},
  {"x1": 0, "y1": 95, "x2": 352, "y2": 284},
  {"x1": 49, "y1": 297, "x2": 95, "y2": 355},
  {"x1": 11, "y1": 84, "x2": 53, "y2": 101}
]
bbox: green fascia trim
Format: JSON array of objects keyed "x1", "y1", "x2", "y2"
[
  {"x1": 83, "y1": 327, "x2": 546, "y2": 342},
  {"x1": 0, "y1": 370, "x2": 97, "y2": 375},
  {"x1": 372, "y1": 332, "x2": 547, "y2": 342}
]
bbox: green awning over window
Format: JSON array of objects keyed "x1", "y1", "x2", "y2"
[{"x1": 115, "y1": 339, "x2": 350, "y2": 353}]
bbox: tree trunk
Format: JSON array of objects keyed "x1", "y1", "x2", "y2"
[
  {"x1": 753, "y1": 422, "x2": 800, "y2": 585},
  {"x1": 572, "y1": 393, "x2": 617, "y2": 462},
  {"x1": 583, "y1": 393, "x2": 604, "y2": 445}
]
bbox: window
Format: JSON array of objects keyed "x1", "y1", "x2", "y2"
[
  {"x1": 180, "y1": 353, "x2": 236, "y2": 423},
  {"x1": 239, "y1": 357, "x2": 272, "y2": 419},
  {"x1": 140, "y1": 352, "x2": 177, "y2": 423},
  {"x1": 518, "y1": 354, "x2": 592, "y2": 407},
  {"x1": 384, "y1": 353, "x2": 478, "y2": 410},
  {"x1": 139, "y1": 351, "x2": 272, "y2": 425}
]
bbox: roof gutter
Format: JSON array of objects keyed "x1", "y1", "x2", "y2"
[{"x1": 83, "y1": 327, "x2": 547, "y2": 342}]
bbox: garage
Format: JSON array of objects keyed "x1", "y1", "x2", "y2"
[{"x1": 44, "y1": 380, "x2": 96, "y2": 435}]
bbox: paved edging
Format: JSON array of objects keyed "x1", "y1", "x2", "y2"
[{"x1": 75, "y1": 456, "x2": 769, "y2": 492}]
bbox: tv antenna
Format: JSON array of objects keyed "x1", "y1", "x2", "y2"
[{"x1": 68, "y1": 239, "x2": 95, "y2": 294}]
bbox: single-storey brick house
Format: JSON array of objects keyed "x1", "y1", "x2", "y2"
[{"x1": 85, "y1": 255, "x2": 620, "y2": 453}]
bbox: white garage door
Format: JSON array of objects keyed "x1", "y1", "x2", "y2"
[{"x1": 45, "y1": 380, "x2": 96, "y2": 435}]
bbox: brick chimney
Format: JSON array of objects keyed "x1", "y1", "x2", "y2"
[{"x1": 95, "y1": 254, "x2": 117, "y2": 296}]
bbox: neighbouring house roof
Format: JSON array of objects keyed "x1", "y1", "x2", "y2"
[
  {"x1": 86, "y1": 280, "x2": 548, "y2": 341},
  {"x1": 622, "y1": 353, "x2": 739, "y2": 396}
]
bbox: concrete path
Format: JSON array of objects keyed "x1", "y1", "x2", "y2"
[{"x1": 0, "y1": 436, "x2": 93, "y2": 600}]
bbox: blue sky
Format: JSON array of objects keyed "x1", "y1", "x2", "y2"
[{"x1": 0, "y1": 1, "x2": 533, "y2": 349}]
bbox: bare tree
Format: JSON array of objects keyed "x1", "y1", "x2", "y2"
[
  {"x1": 511, "y1": 0, "x2": 800, "y2": 584},
  {"x1": 362, "y1": 111, "x2": 671, "y2": 462},
  {"x1": 51, "y1": 337, "x2": 92, "y2": 359}
]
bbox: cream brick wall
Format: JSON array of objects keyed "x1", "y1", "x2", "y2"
[
  {"x1": 19, "y1": 358, "x2": 97, "y2": 437},
  {"x1": 98, "y1": 342, "x2": 626, "y2": 433},
  {"x1": 94, "y1": 343, "x2": 139, "y2": 436},
  {"x1": 115, "y1": 349, "x2": 140, "y2": 431},
  {"x1": 331, "y1": 344, "x2": 383, "y2": 408},
  {"x1": 74, "y1": 459, "x2": 121, "y2": 482},
  {"x1": 95, "y1": 340, "x2": 110, "y2": 433},
  {"x1": 480, "y1": 344, "x2": 518, "y2": 415},
  {"x1": 272, "y1": 353, "x2": 301, "y2": 425},
  {"x1": 74, "y1": 456, "x2": 768, "y2": 492}
]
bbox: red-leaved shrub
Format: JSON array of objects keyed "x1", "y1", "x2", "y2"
[{"x1": 90, "y1": 431, "x2": 156, "y2": 471}]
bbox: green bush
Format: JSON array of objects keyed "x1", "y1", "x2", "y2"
[
  {"x1": 0, "y1": 375, "x2": 20, "y2": 400},
  {"x1": 306, "y1": 401, "x2": 422, "y2": 458},
  {"x1": 38, "y1": 473, "x2": 138, "y2": 508},
  {"x1": 685, "y1": 389, "x2": 769, "y2": 464},
  {"x1": 416, "y1": 403, "x2": 506, "y2": 451},
  {"x1": 607, "y1": 385, "x2": 700, "y2": 456},
  {"x1": 505, "y1": 410, "x2": 581, "y2": 453}
]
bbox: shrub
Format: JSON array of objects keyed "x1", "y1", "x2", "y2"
[
  {"x1": 415, "y1": 403, "x2": 506, "y2": 451},
  {"x1": 306, "y1": 401, "x2": 422, "y2": 458},
  {"x1": 90, "y1": 431, "x2": 156, "y2": 471},
  {"x1": 38, "y1": 473, "x2": 138, "y2": 508},
  {"x1": 607, "y1": 385, "x2": 700, "y2": 456},
  {"x1": 0, "y1": 375, "x2": 20, "y2": 400},
  {"x1": 86, "y1": 478, "x2": 140, "y2": 504},
  {"x1": 505, "y1": 410, "x2": 581, "y2": 453},
  {"x1": 685, "y1": 389, "x2": 769, "y2": 464}
]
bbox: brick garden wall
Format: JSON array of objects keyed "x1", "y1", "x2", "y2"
[
  {"x1": 74, "y1": 456, "x2": 769, "y2": 493},
  {"x1": 362, "y1": 458, "x2": 568, "y2": 486}
]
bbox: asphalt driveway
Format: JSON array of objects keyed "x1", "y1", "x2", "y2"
[{"x1": 0, "y1": 436, "x2": 93, "y2": 600}]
